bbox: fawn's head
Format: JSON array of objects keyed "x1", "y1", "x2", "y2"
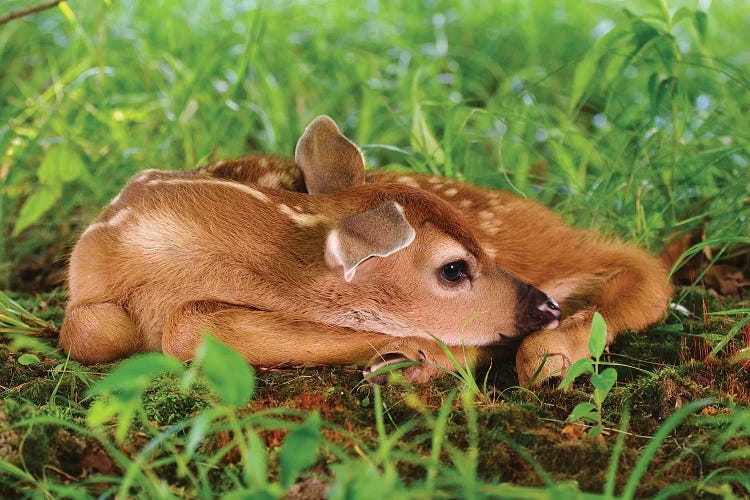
[{"x1": 295, "y1": 116, "x2": 561, "y2": 345}]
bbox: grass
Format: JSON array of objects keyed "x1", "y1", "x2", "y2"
[{"x1": 1, "y1": 0, "x2": 749, "y2": 497}]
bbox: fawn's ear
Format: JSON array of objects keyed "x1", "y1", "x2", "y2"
[
  {"x1": 325, "y1": 201, "x2": 416, "y2": 282},
  {"x1": 295, "y1": 115, "x2": 366, "y2": 195}
]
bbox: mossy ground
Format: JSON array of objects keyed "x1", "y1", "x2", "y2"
[{"x1": 1, "y1": 286, "x2": 748, "y2": 497}]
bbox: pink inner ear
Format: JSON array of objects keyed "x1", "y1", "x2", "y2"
[{"x1": 324, "y1": 202, "x2": 417, "y2": 283}]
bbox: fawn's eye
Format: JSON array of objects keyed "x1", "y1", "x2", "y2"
[{"x1": 440, "y1": 260, "x2": 467, "y2": 283}]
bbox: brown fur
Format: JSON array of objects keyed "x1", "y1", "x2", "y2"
[{"x1": 60, "y1": 162, "x2": 560, "y2": 381}]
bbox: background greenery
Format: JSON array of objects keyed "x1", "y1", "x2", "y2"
[{"x1": 1, "y1": 0, "x2": 748, "y2": 497}]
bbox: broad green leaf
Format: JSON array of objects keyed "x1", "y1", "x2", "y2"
[
  {"x1": 588, "y1": 312, "x2": 607, "y2": 359},
  {"x1": 12, "y1": 184, "x2": 61, "y2": 236},
  {"x1": 694, "y1": 11, "x2": 708, "y2": 42},
  {"x1": 87, "y1": 352, "x2": 184, "y2": 397},
  {"x1": 38, "y1": 144, "x2": 84, "y2": 184},
  {"x1": 87, "y1": 393, "x2": 141, "y2": 442},
  {"x1": 197, "y1": 333, "x2": 255, "y2": 407},
  {"x1": 644, "y1": 0, "x2": 669, "y2": 21},
  {"x1": 568, "y1": 48, "x2": 599, "y2": 114},
  {"x1": 86, "y1": 353, "x2": 184, "y2": 442},
  {"x1": 411, "y1": 102, "x2": 445, "y2": 166},
  {"x1": 631, "y1": 18, "x2": 661, "y2": 47},
  {"x1": 592, "y1": 368, "x2": 618, "y2": 406},
  {"x1": 653, "y1": 35, "x2": 677, "y2": 74},
  {"x1": 86, "y1": 397, "x2": 119, "y2": 427},
  {"x1": 17, "y1": 353, "x2": 40, "y2": 365},
  {"x1": 656, "y1": 77, "x2": 675, "y2": 115},
  {"x1": 602, "y1": 48, "x2": 630, "y2": 86},
  {"x1": 588, "y1": 425, "x2": 604, "y2": 438},
  {"x1": 185, "y1": 411, "x2": 213, "y2": 458},
  {"x1": 559, "y1": 358, "x2": 595, "y2": 390},
  {"x1": 647, "y1": 72, "x2": 660, "y2": 117},
  {"x1": 279, "y1": 412, "x2": 323, "y2": 488},
  {"x1": 568, "y1": 26, "x2": 631, "y2": 114},
  {"x1": 10, "y1": 335, "x2": 59, "y2": 355},
  {"x1": 328, "y1": 460, "x2": 402, "y2": 499},
  {"x1": 671, "y1": 7, "x2": 694, "y2": 27},
  {"x1": 569, "y1": 402, "x2": 598, "y2": 423},
  {"x1": 246, "y1": 428, "x2": 269, "y2": 487}
]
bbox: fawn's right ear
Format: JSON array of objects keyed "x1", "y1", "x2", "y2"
[
  {"x1": 325, "y1": 201, "x2": 415, "y2": 282},
  {"x1": 295, "y1": 115, "x2": 366, "y2": 195}
]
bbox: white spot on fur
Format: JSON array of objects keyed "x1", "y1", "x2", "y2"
[
  {"x1": 479, "y1": 210, "x2": 493, "y2": 220},
  {"x1": 427, "y1": 176, "x2": 442, "y2": 184},
  {"x1": 458, "y1": 199, "x2": 473, "y2": 209},
  {"x1": 147, "y1": 178, "x2": 270, "y2": 203},
  {"x1": 278, "y1": 203, "x2": 327, "y2": 227},
  {"x1": 133, "y1": 169, "x2": 161, "y2": 182},
  {"x1": 397, "y1": 175, "x2": 420, "y2": 188},
  {"x1": 483, "y1": 225, "x2": 500, "y2": 235},
  {"x1": 443, "y1": 187, "x2": 458, "y2": 197},
  {"x1": 485, "y1": 246, "x2": 498, "y2": 259},
  {"x1": 126, "y1": 211, "x2": 190, "y2": 254},
  {"x1": 291, "y1": 213, "x2": 327, "y2": 226},
  {"x1": 81, "y1": 207, "x2": 132, "y2": 237},
  {"x1": 278, "y1": 203, "x2": 295, "y2": 217},
  {"x1": 108, "y1": 207, "x2": 132, "y2": 227},
  {"x1": 257, "y1": 172, "x2": 282, "y2": 187}
]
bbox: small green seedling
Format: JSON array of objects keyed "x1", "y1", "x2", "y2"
[{"x1": 558, "y1": 312, "x2": 617, "y2": 438}]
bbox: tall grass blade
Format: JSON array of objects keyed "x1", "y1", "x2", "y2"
[{"x1": 622, "y1": 399, "x2": 712, "y2": 499}]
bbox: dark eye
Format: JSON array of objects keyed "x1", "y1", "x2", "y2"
[{"x1": 441, "y1": 260, "x2": 467, "y2": 282}]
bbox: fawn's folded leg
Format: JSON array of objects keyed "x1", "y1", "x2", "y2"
[
  {"x1": 59, "y1": 302, "x2": 144, "y2": 363},
  {"x1": 162, "y1": 300, "x2": 479, "y2": 383},
  {"x1": 516, "y1": 261, "x2": 672, "y2": 386}
]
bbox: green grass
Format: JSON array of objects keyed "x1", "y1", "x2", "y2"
[{"x1": 1, "y1": 0, "x2": 749, "y2": 497}]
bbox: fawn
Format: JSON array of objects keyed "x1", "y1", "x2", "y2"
[{"x1": 60, "y1": 116, "x2": 671, "y2": 385}]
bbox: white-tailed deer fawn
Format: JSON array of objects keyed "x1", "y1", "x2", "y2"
[{"x1": 61, "y1": 115, "x2": 670, "y2": 385}]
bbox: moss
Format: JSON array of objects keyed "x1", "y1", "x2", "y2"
[
  {"x1": 0, "y1": 399, "x2": 86, "y2": 479},
  {"x1": 143, "y1": 377, "x2": 211, "y2": 425}
]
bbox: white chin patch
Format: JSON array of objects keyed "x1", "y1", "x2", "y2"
[{"x1": 545, "y1": 319, "x2": 560, "y2": 330}]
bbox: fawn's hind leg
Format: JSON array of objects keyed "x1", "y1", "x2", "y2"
[
  {"x1": 516, "y1": 254, "x2": 672, "y2": 386},
  {"x1": 163, "y1": 300, "x2": 479, "y2": 383},
  {"x1": 59, "y1": 303, "x2": 143, "y2": 363}
]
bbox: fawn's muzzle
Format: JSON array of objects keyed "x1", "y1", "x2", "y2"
[{"x1": 515, "y1": 283, "x2": 562, "y2": 337}]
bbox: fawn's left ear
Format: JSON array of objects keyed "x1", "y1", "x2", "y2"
[
  {"x1": 295, "y1": 115, "x2": 366, "y2": 195},
  {"x1": 325, "y1": 201, "x2": 416, "y2": 282}
]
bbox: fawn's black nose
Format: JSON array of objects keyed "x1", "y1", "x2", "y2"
[{"x1": 515, "y1": 283, "x2": 562, "y2": 337}]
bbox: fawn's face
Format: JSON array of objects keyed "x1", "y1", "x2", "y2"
[{"x1": 336, "y1": 222, "x2": 560, "y2": 346}]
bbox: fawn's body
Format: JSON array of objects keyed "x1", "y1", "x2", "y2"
[{"x1": 61, "y1": 116, "x2": 671, "y2": 384}]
